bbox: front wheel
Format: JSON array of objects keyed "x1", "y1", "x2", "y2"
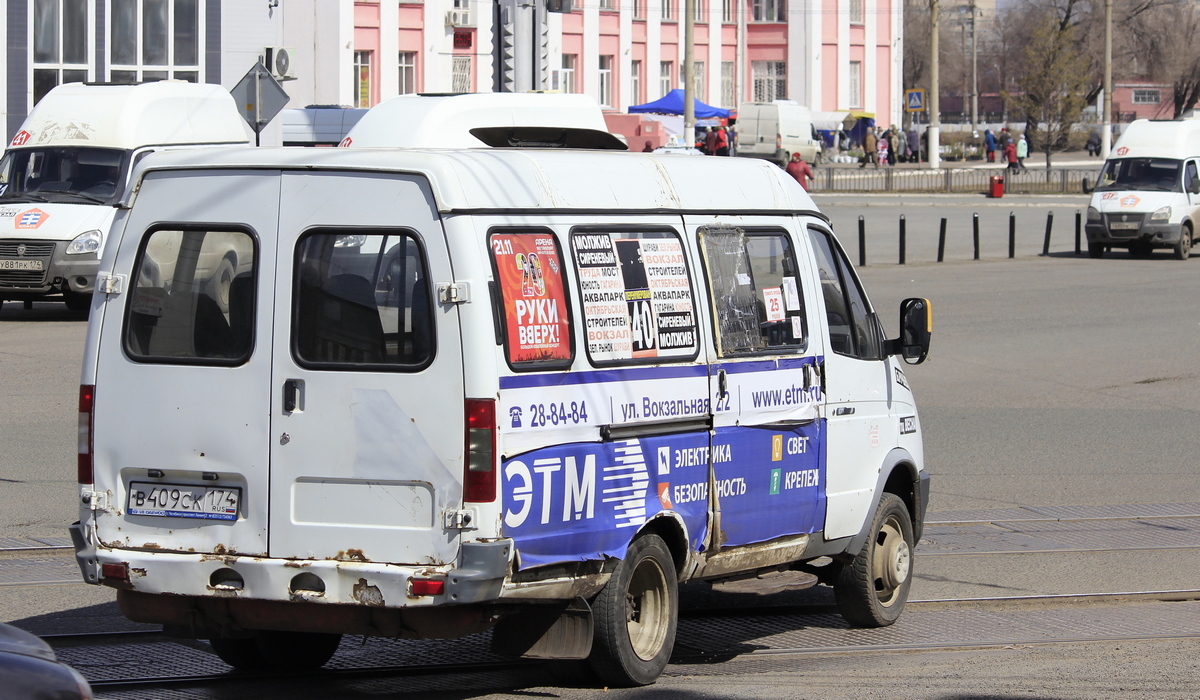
[
  {"x1": 1176, "y1": 226, "x2": 1193, "y2": 261},
  {"x1": 587, "y1": 534, "x2": 678, "y2": 687},
  {"x1": 833, "y1": 493, "x2": 915, "y2": 627},
  {"x1": 1087, "y1": 242, "x2": 1106, "y2": 258}
]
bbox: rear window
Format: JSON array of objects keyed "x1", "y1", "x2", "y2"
[
  {"x1": 293, "y1": 232, "x2": 434, "y2": 370},
  {"x1": 125, "y1": 228, "x2": 256, "y2": 365}
]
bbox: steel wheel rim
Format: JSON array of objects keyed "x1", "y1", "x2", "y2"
[
  {"x1": 626, "y1": 556, "x2": 670, "y2": 661},
  {"x1": 872, "y1": 513, "x2": 910, "y2": 607}
]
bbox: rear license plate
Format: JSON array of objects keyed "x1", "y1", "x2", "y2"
[
  {"x1": 0, "y1": 259, "x2": 43, "y2": 271},
  {"x1": 127, "y1": 482, "x2": 240, "y2": 521},
  {"x1": 1109, "y1": 222, "x2": 1140, "y2": 230}
]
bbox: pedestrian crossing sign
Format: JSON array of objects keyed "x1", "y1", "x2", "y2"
[{"x1": 905, "y1": 89, "x2": 925, "y2": 112}]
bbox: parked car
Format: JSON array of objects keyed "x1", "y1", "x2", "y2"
[{"x1": 0, "y1": 622, "x2": 93, "y2": 699}]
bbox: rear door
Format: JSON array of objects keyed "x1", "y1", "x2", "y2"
[
  {"x1": 92, "y1": 169, "x2": 278, "y2": 556},
  {"x1": 268, "y1": 171, "x2": 464, "y2": 566}
]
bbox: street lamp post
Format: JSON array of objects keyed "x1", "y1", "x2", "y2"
[{"x1": 929, "y1": 0, "x2": 941, "y2": 169}]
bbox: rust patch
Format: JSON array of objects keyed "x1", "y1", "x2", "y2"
[
  {"x1": 335, "y1": 549, "x2": 369, "y2": 563},
  {"x1": 141, "y1": 542, "x2": 161, "y2": 549},
  {"x1": 129, "y1": 568, "x2": 147, "y2": 578},
  {"x1": 352, "y1": 578, "x2": 384, "y2": 606},
  {"x1": 211, "y1": 544, "x2": 231, "y2": 555},
  {"x1": 283, "y1": 560, "x2": 312, "y2": 568}
]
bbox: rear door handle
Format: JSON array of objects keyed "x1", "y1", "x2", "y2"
[
  {"x1": 833, "y1": 406, "x2": 855, "y2": 416},
  {"x1": 283, "y1": 379, "x2": 303, "y2": 413}
]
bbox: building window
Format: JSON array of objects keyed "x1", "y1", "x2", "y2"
[
  {"x1": 109, "y1": 0, "x2": 202, "y2": 85},
  {"x1": 751, "y1": 0, "x2": 785, "y2": 22},
  {"x1": 692, "y1": 60, "x2": 705, "y2": 101},
  {"x1": 633, "y1": 0, "x2": 644, "y2": 19},
  {"x1": 452, "y1": 55, "x2": 472, "y2": 93},
  {"x1": 694, "y1": 0, "x2": 705, "y2": 21},
  {"x1": 631, "y1": 60, "x2": 642, "y2": 105},
  {"x1": 598, "y1": 55, "x2": 614, "y2": 107},
  {"x1": 722, "y1": 0, "x2": 734, "y2": 22},
  {"x1": 660, "y1": 61, "x2": 673, "y2": 98},
  {"x1": 354, "y1": 51, "x2": 372, "y2": 106},
  {"x1": 849, "y1": 0, "x2": 864, "y2": 24},
  {"x1": 662, "y1": 0, "x2": 675, "y2": 21},
  {"x1": 33, "y1": 0, "x2": 90, "y2": 104},
  {"x1": 562, "y1": 54, "x2": 577, "y2": 93},
  {"x1": 1132, "y1": 89, "x2": 1161, "y2": 105},
  {"x1": 398, "y1": 52, "x2": 417, "y2": 94},
  {"x1": 721, "y1": 61, "x2": 735, "y2": 107},
  {"x1": 751, "y1": 61, "x2": 786, "y2": 101},
  {"x1": 848, "y1": 60, "x2": 862, "y2": 109},
  {"x1": 599, "y1": 0, "x2": 615, "y2": 9}
]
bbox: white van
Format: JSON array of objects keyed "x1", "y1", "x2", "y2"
[
  {"x1": 736, "y1": 100, "x2": 824, "y2": 166},
  {"x1": 1085, "y1": 118, "x2": 1200, "y2": 259},
  {"x1": 0, "y1": 81, "x2": 249, "y2": 311},
  {"x1": 70, "y1": 119, "x2": 931, "y2": 687}
]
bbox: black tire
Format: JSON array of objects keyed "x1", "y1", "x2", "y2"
[
  {"x1": 63, "y1": 291, "x2": 90, "y2": 313},
  {"x1": 833, "y1": 493, "x2": 914, "y2": 628},
  {"x1": 208, "y1": 636, "x2": 270, "y2": 671},
  {"x1": 255, "y1": 630, "x2": 342, "y2": 671},
  {"x1": 1176, "y1": 225, "x2": 1192, "y2": 261},
  {"x1": 587, "y1": 534, "x2": 678, "y2": 687},
  {"x1": 1129, "y1": 241, "x2": 1153, "y2": 258},
  {"x1": 1087, "y1": 242, "x2": 1105, "y2": 258}
]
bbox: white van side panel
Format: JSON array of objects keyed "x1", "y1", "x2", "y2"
[
  {"x1": 267, "y1": 172, "x2": 465, "y2": 566},
  {"x1": 90, "y1": 170, "x2": 280, "y2": 556}
]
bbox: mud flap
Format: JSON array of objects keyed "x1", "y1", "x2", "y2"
[{"x1": 490, "y1": 597, "x2": 593, "y2": 659}]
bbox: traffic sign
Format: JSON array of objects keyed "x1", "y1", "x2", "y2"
[
  {"x1": 905, "y1": 89, "x2": 926, "y2": 113},
  {"x1": 230, "y1": 61, "x2": 291, "y2": 141}
]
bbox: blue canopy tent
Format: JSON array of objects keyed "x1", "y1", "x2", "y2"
[{"x1": 629, "y1": 89, "x2": 731, "y2": 119}]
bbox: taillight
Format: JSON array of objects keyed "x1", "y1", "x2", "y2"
[
  {"x1": 464, "y1": 399, "x2": 496, "y2": 502},
  {"x1": 410, "y1": 579, "x2": 444, "y2": 596},
  {"x1": 101, "y1": 562, "x2": 129, "y2": 581},
  {"x1": 78, "y1": 385, "x2": 95, "y2": 484},
  {"x1": 776, "y1": 133, "x2": 782, "y2": 149}
]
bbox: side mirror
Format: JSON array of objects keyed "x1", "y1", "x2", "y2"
[
  {"x1": 1081, "y1": 178, "x2": 1092, "y2": 194},
  {"x1": 1189, "y1": 176, "x2": 1200, "y2": 194},
  {"x1": 887, "y1": 297, "x2": 932, "y2": 365}
]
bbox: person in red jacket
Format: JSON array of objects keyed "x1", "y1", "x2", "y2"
[
  {"x1": 785, "y1": 152, "x2": 814, "y2": 190},
  {"x1": 1005, "y1": 139, "x2": 1019, "y2": 171}
]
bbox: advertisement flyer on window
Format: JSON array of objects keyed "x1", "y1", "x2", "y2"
[
  {"x1": 573, "y1": 233, "x2": 697, "y2": 362},
  {"x1": 492, "y1": 233, "x2": 572, "y2": 363}
]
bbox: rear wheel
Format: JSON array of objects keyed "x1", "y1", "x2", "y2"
[
  {"x1": 1129, "y1": 241, "x2": 1153, "y2": 258},
  {"x1": 1176, "y1": 225, "x2": 1192, "y2": 261},
  {"x1": 63, "y1": 291, "x2": 90, "y2": 313},
  {"x1": 1087, "y1": 242, "x2": 1105, "y2": 258},
  {"x1": 208, "y1": 636, "x2": 269, "y2": 671},
  {"x1": 833, "y1": 493, "x2": 914, "y2": 627},
  {"x1": 587, "y1": 534, "x2": 677, "y2": 687}
]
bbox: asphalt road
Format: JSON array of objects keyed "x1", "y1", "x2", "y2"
[{"x1": 3, "y1": 194, "x2": 1200, "y2": 696}]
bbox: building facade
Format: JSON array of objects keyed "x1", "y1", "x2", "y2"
[{"x1": 1, "y1": 0, "x2": 902, "y2": 144}]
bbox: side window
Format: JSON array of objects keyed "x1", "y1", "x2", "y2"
[
  {"x1": 489, "y1": 230, "x2": 574, "y2": 370},
  {"x1": 125, "y1": 228, "x2": 256, "y2": 364},
  {"x1": 1187, "y1": 161, "x2": 1198, "y2": 190},
  {"x1": 570, "y1": 229, "x2": 699, "y2": 365},
  {"x1": 699, "y1": 226, "x2": 808, "y2": 356},
  {"x1": 294, "y1": 232, "x2": 434, "y2": 369},
  {"x1": 807, "y1": 227, "x2": 882, "y2": 361}
]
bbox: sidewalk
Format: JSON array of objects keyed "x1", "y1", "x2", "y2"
[{"x1": 823, "y1": 148, "x2": 1104, "y2": 171}]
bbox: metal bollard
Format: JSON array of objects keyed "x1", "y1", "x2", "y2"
[
  {"x1": 1043, "y1": 212, "x2": 1054, "y2": 255},
  {"x1": 937, "y1": 218, "x2": 947, "y2": 262},
  {"x1": 899, "y1": 215, "x2": 907, "y2": 265},
  {"x1": 859, "y1": 215, "x2": 866, "y2": 267},
  {"x1": 1080, "y1": 210, "x2": 1089, "y2": 255},
  {"x1": 1009, "y1": 211, "x2": 1016, "y2": 259},
  {"x1": 973, "y1": 213, "x2": 980, "y2": 261}
]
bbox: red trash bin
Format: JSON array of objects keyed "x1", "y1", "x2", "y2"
[{"x1": 989, "y1": 175, "x2": 1005, "y2": 198}]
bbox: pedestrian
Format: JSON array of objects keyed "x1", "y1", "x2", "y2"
[
  {"x1": 704, "y1": 126, "x2": 719, "y2": 155},
  {"x1": 1086, "y1": 131, "x2": 1101, "y2": 157},
  {"x1": 862, "y1": 128, "x2": 878, "y2": 168},
  {"x1": 1005, "y1": 139, "x2": 1018, "y2": 171},
  {"x1": 876, "y1": 134, "x2": 889, "y2": 167},
  {"x1": 1016, "y1": 133, "x2": 1029, "y2": 172},
  {"x1": 785, "y1": 152, "x2": 814, "y2": 191},
  {"x1": 887, "y1": 126, "x2": 900, "y2": 166},
  {"x1": 642, "y1": 140, "x2": 654, "y2": 152},
  {"x1": 715, "y1": 126, "x2": 730, "y2": 156},
  {"x1": 998, "y1": 127, "x2": 1011, "y2": 150},
  {"x1": 984, "y1": 129, "x2": 996, "y2": 163},
  {"x1": 907, "y1": 127, "x2": 920, "y2": 163}
]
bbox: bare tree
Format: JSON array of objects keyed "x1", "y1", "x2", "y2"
[
  {"x1": 1011, "y1": 10, "x2": 1092, "y2": 166},
  {"x1": 1119, "y1": 0, "x2": 1200, "y2": 118}
]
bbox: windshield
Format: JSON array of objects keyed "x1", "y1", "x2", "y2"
[
  {"x1": 0, "y1": 147, "x2": 130, "y2": 205},
  {"x1": 1094, "y1": 157, "x2": 1183, "y2": 193}
]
